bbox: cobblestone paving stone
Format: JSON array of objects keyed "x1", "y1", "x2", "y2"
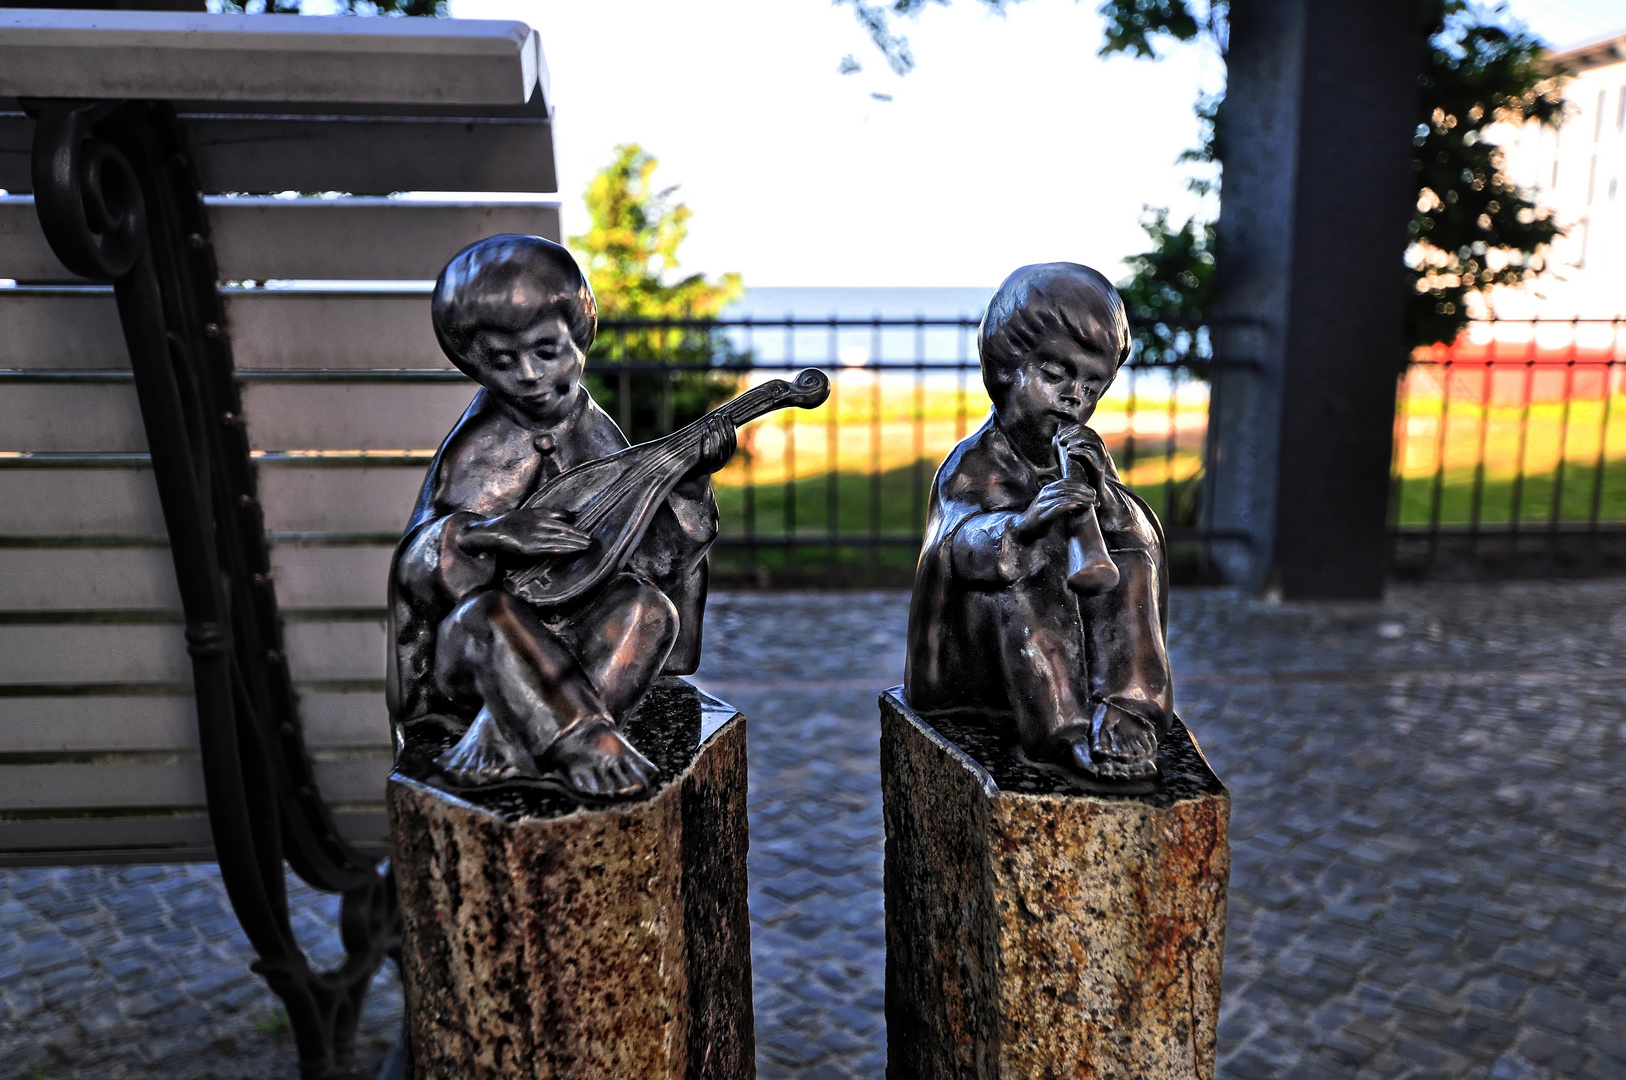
[{"x1": 3, "y1": 581, "x2": 1625, "y2": 1078}]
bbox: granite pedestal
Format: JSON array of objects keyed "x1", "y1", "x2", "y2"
[
  {"x1": 388, "y1": 678, "x2": 754, "y2": 1080},
  {"x1": 880, "y1": 688, "x2": 1229, "y2": 1080}
]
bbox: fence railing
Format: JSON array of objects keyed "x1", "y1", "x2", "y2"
[
  {"x1": 586, "y1": 315, "x2": 1218, "y2": 585},
  {"x1": 1390, "y1": 317, "x2": 1626, "y2": 577}
]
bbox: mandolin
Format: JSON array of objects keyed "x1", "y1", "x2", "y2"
[{"x1": 506, "y1": 368, "x2": 830, "y2": 607}]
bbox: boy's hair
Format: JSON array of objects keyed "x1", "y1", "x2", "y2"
[
  {"x1": 977, "y1": 263, "x2": 1131, "y2": 403},
  {"x1": 431, "y1": 235, "x2": 598, "y2": 366}
]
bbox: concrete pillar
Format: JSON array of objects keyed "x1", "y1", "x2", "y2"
[{"x1": 1205, "y1": 0, "x2": 1425, "y2": 598}]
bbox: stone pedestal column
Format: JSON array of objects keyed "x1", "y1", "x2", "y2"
[
  {"x1": 880, "y1": 688, "x2": 1229, "y2": 1080},
  {"x1": 388, "y1": 678, "x2": 754, "y2": 1080}
]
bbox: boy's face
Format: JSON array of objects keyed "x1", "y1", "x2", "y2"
[
  {"x1": 464, "y1": 314, "x2": 585, "y2": 423},
  {"x1": 996, "y1": 327, "x2": 1120, "y2": 453}
]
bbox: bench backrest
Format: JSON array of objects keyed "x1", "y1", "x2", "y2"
[{"x1": 0, "y1": 9, "x2": 560, "y2": 864}]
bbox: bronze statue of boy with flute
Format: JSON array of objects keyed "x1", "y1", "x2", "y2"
[
  {"x1": 905, "y1": 263, "x2": 1174, "y2": 779},
  {"x1": 388, "y1": 234, "x2": 827, "y2": 801}
]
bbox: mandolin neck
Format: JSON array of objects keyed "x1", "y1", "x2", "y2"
[{"x1": 717, "y1": 380, "x2": 798, "y2": 428}]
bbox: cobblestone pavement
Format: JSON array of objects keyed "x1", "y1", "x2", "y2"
[{"x1": 4, "y1": 581, "x2": 1626, "y2": 1078}]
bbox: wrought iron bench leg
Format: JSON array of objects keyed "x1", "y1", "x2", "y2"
[{"x1": 26, "y1": 98, "x2": 400, "y2": 1080}]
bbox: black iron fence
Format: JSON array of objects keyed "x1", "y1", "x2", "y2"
[
  {"x1": 587, "y1": 315, "x2": 1216, "y2": 586},
  {"x1": 1390, "y1": 317, "x2": 1626, "y2": 577},
  {"x1": 590, "y1": 314, "x2": 1626, "y2": 585}
]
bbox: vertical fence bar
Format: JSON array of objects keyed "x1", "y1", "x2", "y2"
[
  {"x1": 1467, "y1": 342, "x2": 1493, "y2": 544},
  {"x1": 870, "y1": 319, "x2": 884, "y2": 581},
  {"x1": 1506, "y1": 344, "x2": 1539, "y2": 563},
  {"x1": 1165, "y1": 367, "x2": 1179, "y2": 528},
  {"x1": 1587, "y1": 321, "x2": 1621, "y2": 540},
  {"x1": 955, "y1": 321, "x2": 970, "y2": 443},
  {"x1": 1387, "y1": 361, "x2": 1412, "y2": 564},
  {"x1": 913, "y1": 318, "x2": 926, "y2": 535},
  {"x1": 743, "y1": 319, "x2": 757, "y2": 581},
  {"x1": 784, "y1": 319, "x2": 797, "y2": 574},
  {"x1": 659, "y1": 366, "x2": 674, "y2": 437},
  {"x1": 827, "y1": 317, "x2": 840, "y2": 579},
  {"x1": 619, "y1": 368, "x2": 632, "y2": 439},
  {"x1": 1547, "y1": 323, "x2": 1580, "y2": 559},
  {"x1": 1425, "y1": 356, "x2": 1454, "y2": 567}
]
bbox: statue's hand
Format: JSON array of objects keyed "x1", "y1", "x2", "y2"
[
  {"x1": 695, "y1": 414, "x2": 737, "y2": 475},
  {"x1": 460, "y1": 506, "x2": 592, "y2": 558},
  {"x1": 1015, "y1": 479, "x2": 1097, "y2": 541},
  {"x1": 1055, "y1": 424, "x2": 1110, "y2": 474}
]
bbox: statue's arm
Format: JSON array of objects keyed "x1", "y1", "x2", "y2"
[
  {"x1": 395, "y1": 511, "x2": 498, "y2": 608},
  {"x1": 949, "y1": 509, "x2": 1048, "y2": 586}
]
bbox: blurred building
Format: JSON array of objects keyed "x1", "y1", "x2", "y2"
[{"x1": 1493, "y1": 28, "x2": 1625, "y2": 318}]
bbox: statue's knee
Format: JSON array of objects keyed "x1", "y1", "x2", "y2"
[
  {"x1": 448, "y1": 589, "x2": 516, "y2": 634},
  {"x1": 635, "y1": 584, "x2": 680, "y2": 648},
  {"x1": 609, "y1": 576, "x2": 678, "y2": 650}
]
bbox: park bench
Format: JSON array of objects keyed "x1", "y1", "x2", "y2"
[{"x1": 0, "y1": 8, "x2": 560, "y2": 1075}]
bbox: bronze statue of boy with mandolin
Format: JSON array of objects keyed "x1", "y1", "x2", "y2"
[
  {"x1": 905, "y1": 263, "x2": 1174, "y2": 780},
  {"x1": 388, "y1": 234, "x2": 826, "y2": 800}
]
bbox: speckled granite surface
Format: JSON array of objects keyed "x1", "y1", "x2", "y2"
[
  {"x1": 881, "y1": 690, "x2": 1229, "y2": 1080},
  {"x1": 388, "y1": 679, "x2": 754, "y2": 1080}
]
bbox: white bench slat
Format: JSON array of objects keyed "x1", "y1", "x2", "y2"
[
  {"x1": 0, "y1": 463, "x2": 425, "y2": 536},
  {"x1": 0, "y1": 291, "x2": 130, "y2": 368},
  {"x1": 0, "y1": 468, "x2": 167, "y2": 536},
  {"x1": 0, "y1": 810, "x2": 388, "y2": 864},
  {"x1": 1, "y1": 381, "x2": 473, "y2": 453},
  {"x1": 0, "y1": 547, "x2": 179, "y2": 609},
  {"x1": 0, "y1": 111, "x2": 557, "y2": 195},
  {"x1": 0, "y1": 691, "x2": 388, "y2": 754},
  {"x1": 0, "y1": 290, "x2": 450, "y2": 369},
  {"x1": 0, "y1": 544, "x2": 394, "y2": 611},
  {"x1": 0, "y1": 11, "x2": 543, "y2": 107},
  {"x1": 0, "y1": 619, "x2": 385, "y2": 684},
  {"x1": 0, "y1": 196, "x2": 561, "y2": 281},
  {"x1": 0, "y1": 753, "x2": 391, "y2": 811}
]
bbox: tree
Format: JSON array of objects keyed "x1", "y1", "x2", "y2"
[
  {"x1": 570, "y1": 144, "x2": 745, "y2": 443},
  {"x1": 1099, "y1": 0, "x2": 1564, "y2": 348},
  {"x1": 840, "y1": 0, "x2": 1567, "y2": 348}
]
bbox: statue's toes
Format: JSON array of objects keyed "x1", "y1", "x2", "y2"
[{"x1": 568, "y1": 765, "x2": 606, "y2": 797}]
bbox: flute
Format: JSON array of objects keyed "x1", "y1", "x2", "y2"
[{"x1": 1055, "y1": 428, "x2": 1120, "y2": 596}]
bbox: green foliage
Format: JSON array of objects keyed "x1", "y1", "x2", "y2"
[
  {"x1": 832, "y1": 0, "x2": 1003, "y2": 75},
  {"x1": 1119, "y1": 209, "x2": 1215, "y2": 363},
  {"x1": 1095, "y1": 0, "x2": 1565, "y2": 349},
  {"x1": 1409, "y1": 0, "x2": 1565, "y2": 345},
  {"x1": 1097, "y1": 0, "x2": 1220, "y2": 60},
  {"x1": 569, "y1": 145, "x2": 745, "y2": 444}
]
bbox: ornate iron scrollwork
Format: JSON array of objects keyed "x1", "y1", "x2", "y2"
[{"x1": 25, "y1": 98, "x2": 400, "y2": 1080}]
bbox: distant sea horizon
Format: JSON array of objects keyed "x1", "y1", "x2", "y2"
[{"x1": 724, "y1": 286, "x2": 995, "y2": 321}]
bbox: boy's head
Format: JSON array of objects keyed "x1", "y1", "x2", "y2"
[
  {"x1": 432, "y1": 235, "x2": 598, "y2": 421},
  {"x1": 978, "y1": 262, "x2": 1131, "y2": 448}
]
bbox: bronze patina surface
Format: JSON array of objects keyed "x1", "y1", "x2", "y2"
[{"x1": 906, "y1": 262, "x2": 1174, "y2": 781}]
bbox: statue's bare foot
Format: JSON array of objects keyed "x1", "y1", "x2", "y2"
[
  {"x1": 1066, "y1": 705, "x2": 1157, "y2": 779},
  {"x1": 435, "y1": 708, "x2": 540, "y2": 786},
  {"x1": 544, "y1": 717, "x2": 659, "y2": 800}
]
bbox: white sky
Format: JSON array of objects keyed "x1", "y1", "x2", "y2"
[{"x1": 448, "y1": 0, "x2": 1626, "y2": 288}]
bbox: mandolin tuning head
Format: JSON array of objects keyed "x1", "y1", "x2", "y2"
[{"x1": 784, "y1": 368, "x2": 832, "y2": 409}]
